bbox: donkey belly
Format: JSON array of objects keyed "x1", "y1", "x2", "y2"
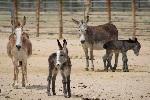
[{"x1": 93, "y1": 42, "x2": 104, "y2": 50}]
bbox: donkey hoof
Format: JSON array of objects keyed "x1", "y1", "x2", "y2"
[
  {"x1": 53, "y1": 92, "x2": 56, "y2": 95},
  {"x1": 64, "y1": 94, "x2": 68, "y2": 98},
  {"x1": 85, "y1": 68, "x2": 89, "y2": 71},
  {"x1": 112, "y1": 69, "x2": 115, "y2": 72},
  {"x1": 104, "y1": 68, "x2": 108, "y2": 72},
  {"x1": 113, "y1": 67, "x2": 116, "y2": 70},
  {"x1": 123, "y1": 70, "x2": 126, "y2": 72},
  {"x1": 126, "y1": 69, "x2": 129, "y2": 72},
  {"x1": 91, "y1": 68, "x2": 94, "y2": 71},
  {"x1": 47, "y1": 92, "x2": 51, "y2": 96},
  {"x1": 68, "y1": 93, "x2": 71, "y2": 98},
  {"x1": 22, "y1": 84, "x2": 25, "y2": 87}
]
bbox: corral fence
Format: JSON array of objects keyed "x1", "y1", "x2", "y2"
[{"x1": 0, "y1": 0, "x2": 150, "y2": 38}]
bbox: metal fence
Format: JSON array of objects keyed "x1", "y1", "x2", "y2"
[{"x1": 0, "y1": 0, "x2": 150, "y2": 37}]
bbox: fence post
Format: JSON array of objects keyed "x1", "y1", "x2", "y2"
[
  {"x1": 58, "y1": 0, "x2": 63, "y2": 39},
  {"x1": 36, "y1": 0, "x2": 40, "y2": 37},
  {"x1": 13, "y1": 0, "x2": 18, "y2": 21},
  {"x1": 132, "y1": 0, "x2": 136, "y2": 38},
  {"x1": 106, "y1": 0, "x2": 111, "y2": 23}
]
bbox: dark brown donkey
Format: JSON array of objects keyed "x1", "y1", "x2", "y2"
[
  {"x1": 7, "y1": 16, "x2": 32, "y2": 87},
  {"x1": 72, "y1": 16, "x2": 119, "y2": 71},
  {"x1": 103, "y1": 38, "x2": 141, "y2": 72},
  {"x1": 47, "y1": 39, "x2": 71, "y2": 98}
]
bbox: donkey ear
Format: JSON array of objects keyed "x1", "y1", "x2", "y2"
[
  {"x1": 72, "y1": 18, "x2": 79, "y2": 25},
  {"x1": 134, "y1": 37, "x2": 137, "y2": 41},
  {"x1": 86, "y1": 16, "x2": 89, "y2": 23},
  {"x1": 57, "y1": 39, "x2": 63, "y2": 50},
  {"x1": 22, "y1": 16, "x2": 26, "y2": 26},
  {"x1": 11, "y1": 17, "x2": 14, "y2": 25},
  {"x1": 129, "y1": 38, "x2": 132, "y2": 41},
  {"x1": 63, "y1": 39, "x2": 67, "y2": 47}
]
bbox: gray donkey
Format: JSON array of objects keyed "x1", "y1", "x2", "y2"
[
  {"x1": 47, "y1": 39, "x2": 71, "y2": 98},
  {"x1": 72, "y1": 16, "x2": 119, "y2": 71},
  {"x1": 103, "y1": 38, "x2": 141, "y2": 72}
]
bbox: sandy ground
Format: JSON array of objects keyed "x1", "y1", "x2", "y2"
[{"x1": 0, "y1": 34, "x2": 150, "y2": 100}]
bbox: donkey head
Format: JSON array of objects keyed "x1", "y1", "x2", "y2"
[
  {"x1": 56, "y1": 39, "x2": 69, "y2": 67},
  {"x1": 11, "y1": 16, "x2": 26, "y2": 50},
  {"x1": 129, "y1": 38, "x2": 141, "y2": 56},
  {"x1": 72, "y1": 16, "x2": 89, "y2": 44}
]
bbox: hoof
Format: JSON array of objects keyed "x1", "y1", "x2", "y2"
[
  {"x1": 68, "y1": 93, "x2": 71, "y2": 98},
  {"x1": 64, "y1": 95, "x2": 71, "y2": 98},
  {"x1": 111, "y1": 68, "x2": 115, "y2": 72},
  {"x1": 47, "y1": 92, "x2": 51, "y2": 96},
  {"x1": 91, "y1": 68, "x2": 94, "y2": 71},
  {"x1": 22, "y1": 84, "x2": 25, "y2": 87},
  {"x1": 112, "y1": 69, "x2": 115, "y2": 72},
  {"x1": 113, "y1": 67, "x2": 116, "y2": 70},
  {"x1": 85, "y1": 68, "x2": 89, "y2": 71},
  {"x1": 64, "y1": 94, "x2": 68, "y2": 98},
  {"x1": 12, "y1": 82, "x2": 19, "y2": 89},
  {"x1": 104, "y1": 68, "x2": 108, "y2": 72},
  {"x1": 53, "y1": 92, "x2": 56, "y2": 95},
  {"x1": 126, "y1": 69, "x2": 129, "y2": 72}
]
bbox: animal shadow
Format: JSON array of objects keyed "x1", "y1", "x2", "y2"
[{"x1": 26, "y1": 85, "x2": 47, "y2": 90}]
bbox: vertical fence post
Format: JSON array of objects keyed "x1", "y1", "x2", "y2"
[
  {"x1": 13, "y1": 0, "x2": 18, "y2": 22},
  {"x1": 58, "y1": 0, "x2": 63, "y2": 39},
  {"x1": 132, "y1": 0, "x2": 136, "y2": 38},
  {"x1": 106, "y1": 0, "x2": 111, "y2": 23},
  {"x1": 36, "y1": 0, "x2": 40, "y2": 37}
]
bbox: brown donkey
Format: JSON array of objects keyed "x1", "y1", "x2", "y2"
[
  {"x1": 47, "y1": 39, "x2": 71, "y2": 98},
  {"x1": 7, "y1": 16, "x2": 32, "y2": 87}
]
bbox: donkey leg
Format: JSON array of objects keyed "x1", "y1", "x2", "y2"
[
  {"x1": 47, "y1": 68, "x2": 52, "y2": 96},
  {"x1": 107, "y1": 52, "x2": 114, "y2": 72},
  {"x1": 52, "y1": 70, "x2": 58, "y2": 95},
  {"x1": 12, "y1": 60, "x2": 17, "y2": 87},
  {"x1": 66, "y1": 75, "x2": 71, "y2": 98},
  {"x1": 83, "y1": 47, "x2": 89, "y2": 71},
  {"x1": 122, "y1": 52, "x2": 128, "y2": 72},
  {"x1": 52, "y1": 76, "x2": 56, "y2": 95},
  {"x1": 90, "y1": 47, "x2": 94, "y2": 71},
  {"x1": 103, "y1": 54, "x2": 108, "y2": 72},
  {"x1": 14, "y1": 60, "x2": 19, "y2": 88},
  {"x1": 61, "y1": 71, "x2": 67, "y2": 98},
  {"x1": 22, "y1": 61, "x2": 27, "y2": 87},
  {"x1": 21, "y1": 66, "x2": 25, "y2": 87},
  {"x1": 24, "y1": 61, "x2": 28, "y2": 84},
  {"x1": 113, "y1": 52, "x2": 119, "y2": 70}
]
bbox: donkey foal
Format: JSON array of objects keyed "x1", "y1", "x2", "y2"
[
  {"x1": 103, "y1": 38, "x2": 141, "y2": 72},
  {"x1": 47, "y1": 39, "x2": 71, "y2": 98}
]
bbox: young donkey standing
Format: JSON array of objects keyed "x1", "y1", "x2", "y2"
[
  {"x1": 7, "y1": 16, "x2": 32, "y2": 87},
  {"x1": 47, "y1": 39, "x2": 71, "y2": 98},
  {"x1": 103, "y1": 38, "x2": 141, "y2": 72},
  {"x1": 72, "y1": 16, "x2": 119, "y2": 71}
]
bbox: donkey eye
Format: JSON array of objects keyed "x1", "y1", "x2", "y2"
[{"x1": 60, "y1": 54, "x2": 64, "y2": 56}]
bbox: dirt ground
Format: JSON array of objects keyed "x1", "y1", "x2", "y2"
[{"x1": 0, "y1": 33, "x2": 150, "y2": 100}]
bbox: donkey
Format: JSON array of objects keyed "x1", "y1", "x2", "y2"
[
  {"x1": 47, "y1": 39, "x2": 71, "y2": 98},
  {"x1": 7, "y1": 16, "x2": 32, "y2": 87},
  {"x1": 103, "y1": 38, "x2": 141, "y2": 72},
  {"x1": 72, "y1": 16, "x2": 119, "y2": 71}
]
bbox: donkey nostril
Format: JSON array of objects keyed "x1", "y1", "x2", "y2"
[
  {"x1": 16, "y1": 45, "x2": 21, "y2": 50},
  {"x1": 56, "y1": 64, "x2": 60, "y2": 66},
  {"x1": 81, "y1": 40, "x2": 85, "y2": 44}
]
